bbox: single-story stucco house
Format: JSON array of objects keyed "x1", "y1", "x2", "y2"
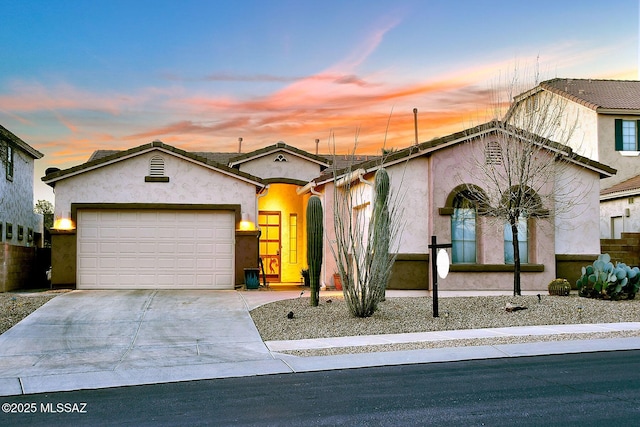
[{"x1": 43, "y1": 121, "x2": 614, "y2": 291}]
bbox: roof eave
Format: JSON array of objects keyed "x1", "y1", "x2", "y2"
[
  {"x1": 42, "y1": 142, "x2": 265, "y2": 188},
  {"x1": 228, "y1": 143, "x2": 330, "y2": 167},
  {"x1": 601, "y1": 188, "x2": 640, "y2": 201},
  {"x1": 595, "y1": 108, "x2": 640, "y2": 115}
]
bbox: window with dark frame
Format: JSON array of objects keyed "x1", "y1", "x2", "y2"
[{"x1": 615, "y1": 119, "x2": 640, "y2": 151}]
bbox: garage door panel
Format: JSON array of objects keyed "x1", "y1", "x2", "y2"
[
  {"x1": 138, "y1": 227, "x2": 159, "y2": 239},
  {"x1": 158, "y1": 243, "x2": 177, "y2": 253},
  {"x1": 215, "y1": 258, "x2": 233, "y2": 268},
  {"x1": 177, "y1": 243, "x2": 196, "y2": 254},
  {"x1": 197, "y1": 243, "x2": 214, "y2": 252},
  {"x1": 77, "y1": 257, "x2": 97, "y2": 269},
  {"x1": 99, "y1": 242, "x2": 119, "y2": 254},
  {"x1": 119, "y1": 242, "x2": 138, "y2": 254},
  {"x1": 78, "y1": 241, "x2": 98, "y2": 253},
  {"x1": 139, "y1": 242, "x2": 156, "y2": 252},
  {"x1": 99, "y1": 257, "x2": 118, "y2": 269},
  {"x1": 77, "y1": 209, "x2": 235, "y2": 289},
  {"x1": 215, "y1": 243, "x2": 233, "y2": 256},
  {"x1": 176, "y1": 258, "x2": 195, "y2": 268}
]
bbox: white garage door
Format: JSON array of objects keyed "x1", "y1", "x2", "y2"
[{"x1": 77, "y1": 210, "x2": 235, "y2": 289}]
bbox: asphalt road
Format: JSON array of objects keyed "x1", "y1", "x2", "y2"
[{"x1": 2, "y1": 350, "x2": 639, "y2": 426}]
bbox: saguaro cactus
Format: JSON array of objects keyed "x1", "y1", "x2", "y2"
[
  {"x1": 372, "y1": 168, "x2": 391, "y2": 300},
  {"x1": 306, "y1": 195, "x2": 323, "y2": 306}
]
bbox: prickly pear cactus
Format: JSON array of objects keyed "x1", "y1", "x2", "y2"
[{"x1": 576, "y1": 253, "x2": 640, "y2": 300}]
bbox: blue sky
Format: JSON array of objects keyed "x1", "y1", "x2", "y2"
[{"x1": 0, "y1": 0, "x2": 637, "y2": 203}]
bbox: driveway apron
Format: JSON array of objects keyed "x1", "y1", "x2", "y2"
[{"x1": 0, "y1": 290, "x2": 276, "y2": 394}]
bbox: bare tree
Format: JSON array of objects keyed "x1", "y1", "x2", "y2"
[
  {"x1": 329, "y1": 136, "x2": 404, "y2": 317},
  {"x1": 464, "y1": 68, "x2": 586, "y2": 296}
]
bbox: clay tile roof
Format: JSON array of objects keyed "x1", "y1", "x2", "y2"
[
  {"x1": 601, "y1": 174, "x2": 640, "y2": 196},
  {"x1": 540, "y1": 78, "x2": 640, "y2": 111}
]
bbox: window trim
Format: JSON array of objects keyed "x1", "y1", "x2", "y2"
[
  {"x1": 441, "y1": 184, "x2": 489, "y2": 265},
  {"x1": 451, "y1": 206, "x2": 477, "y2": 264},
  {"x1": 615, "y1": 119, "x2": 640, "y2": 151}
]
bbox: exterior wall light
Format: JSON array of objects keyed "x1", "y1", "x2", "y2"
[
  {"x1": 239, "y1": 213, "x2": 254, "y2": 231},
  {"x1": 53, "y1": 213, "x2": 75, "y2": 230}
]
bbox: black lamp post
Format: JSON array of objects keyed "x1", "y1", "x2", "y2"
[{"x1": 428, "y1": 235, "x2": 451, "y2": 318}]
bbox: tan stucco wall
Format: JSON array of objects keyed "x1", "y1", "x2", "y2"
[
  {"x1": 52, "y1": 151, "x2": 258, "y2": 224},
  {"x1": 511, "y1": 91, "x2": 599, "y2": 161},
  {"x1": 554, "y1": 164, "x2": 601, "y2": 253},
  {"x1": 50, "y1": 231, "x2": 76, "y2": 287},
  {"x1": 236, "y1": 231, "x2": 260, "y2": 286},
  {"x1": 238, "y1": 152, "x2": 323, "y2": 182},
  {"x1": 559, "y1": 98, "x2": 599, "y2": 160},
  {"x1": 387, "y1": 158, "x2": 430, "y2": 254},
  {"x1": 321, "y1": 182, "x2": 336, "y2": 289}
]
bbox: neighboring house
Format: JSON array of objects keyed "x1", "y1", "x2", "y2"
[
  {"x1": 507, "y1": 78, "x2": 640, "y2": 238},
  {"x1": 0, "y1": 124, "x2": 45, "y2": 292},
  {"x1": 44, "y1": 123, "x2": 613, "y2": 291},
  {"x1": 600, "y1": 174, "x2": 640, "y2": 238}
]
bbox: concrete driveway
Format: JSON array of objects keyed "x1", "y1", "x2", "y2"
[{"x1": 0, "y1": 290, "x2": 287, "y2": 395}]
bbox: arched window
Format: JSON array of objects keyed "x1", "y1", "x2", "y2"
[
  {"x1": 451, "y1": 192, "x2": 477, "y2": 264},
  {"x1": 504, "y1": 217, "x2": 528, "y2": 264},
  {"x1": 500, "y1": 185, "x2": 544, "y2": 264},
  {"x1": 149, "y1": 156, "x2": 165, "y2": 176}
]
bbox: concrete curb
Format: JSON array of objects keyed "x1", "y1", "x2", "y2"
[{"x1": 2, "y1": 336, "x2": 640, "y2": 396}]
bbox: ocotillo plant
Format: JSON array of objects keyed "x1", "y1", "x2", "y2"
[{"x1": 306, "y1": 195, "x2": 323, "y2": 306}]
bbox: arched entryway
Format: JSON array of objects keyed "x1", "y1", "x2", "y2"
[{"x1": 258, "y1": 182, "x2": 310, "y2": 283}]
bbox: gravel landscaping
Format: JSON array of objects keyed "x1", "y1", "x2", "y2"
[
  {"x1": 250, "y1": 294, "x2": 640, "y2": 356},
  {"x1": 0, "y1": 290, "x2": 66, "y2": 335}
]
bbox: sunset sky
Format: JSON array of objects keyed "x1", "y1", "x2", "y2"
[{"x1": 1, "y1": 0, "x2": 637, "y2": 203}]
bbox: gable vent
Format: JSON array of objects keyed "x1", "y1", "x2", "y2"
[
  {"x1": 485, "y1": 141, "x2": 502, "y2": 165},
  {"x1": 149, "y1": 156, "x2": 165, "y2": 176}
]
